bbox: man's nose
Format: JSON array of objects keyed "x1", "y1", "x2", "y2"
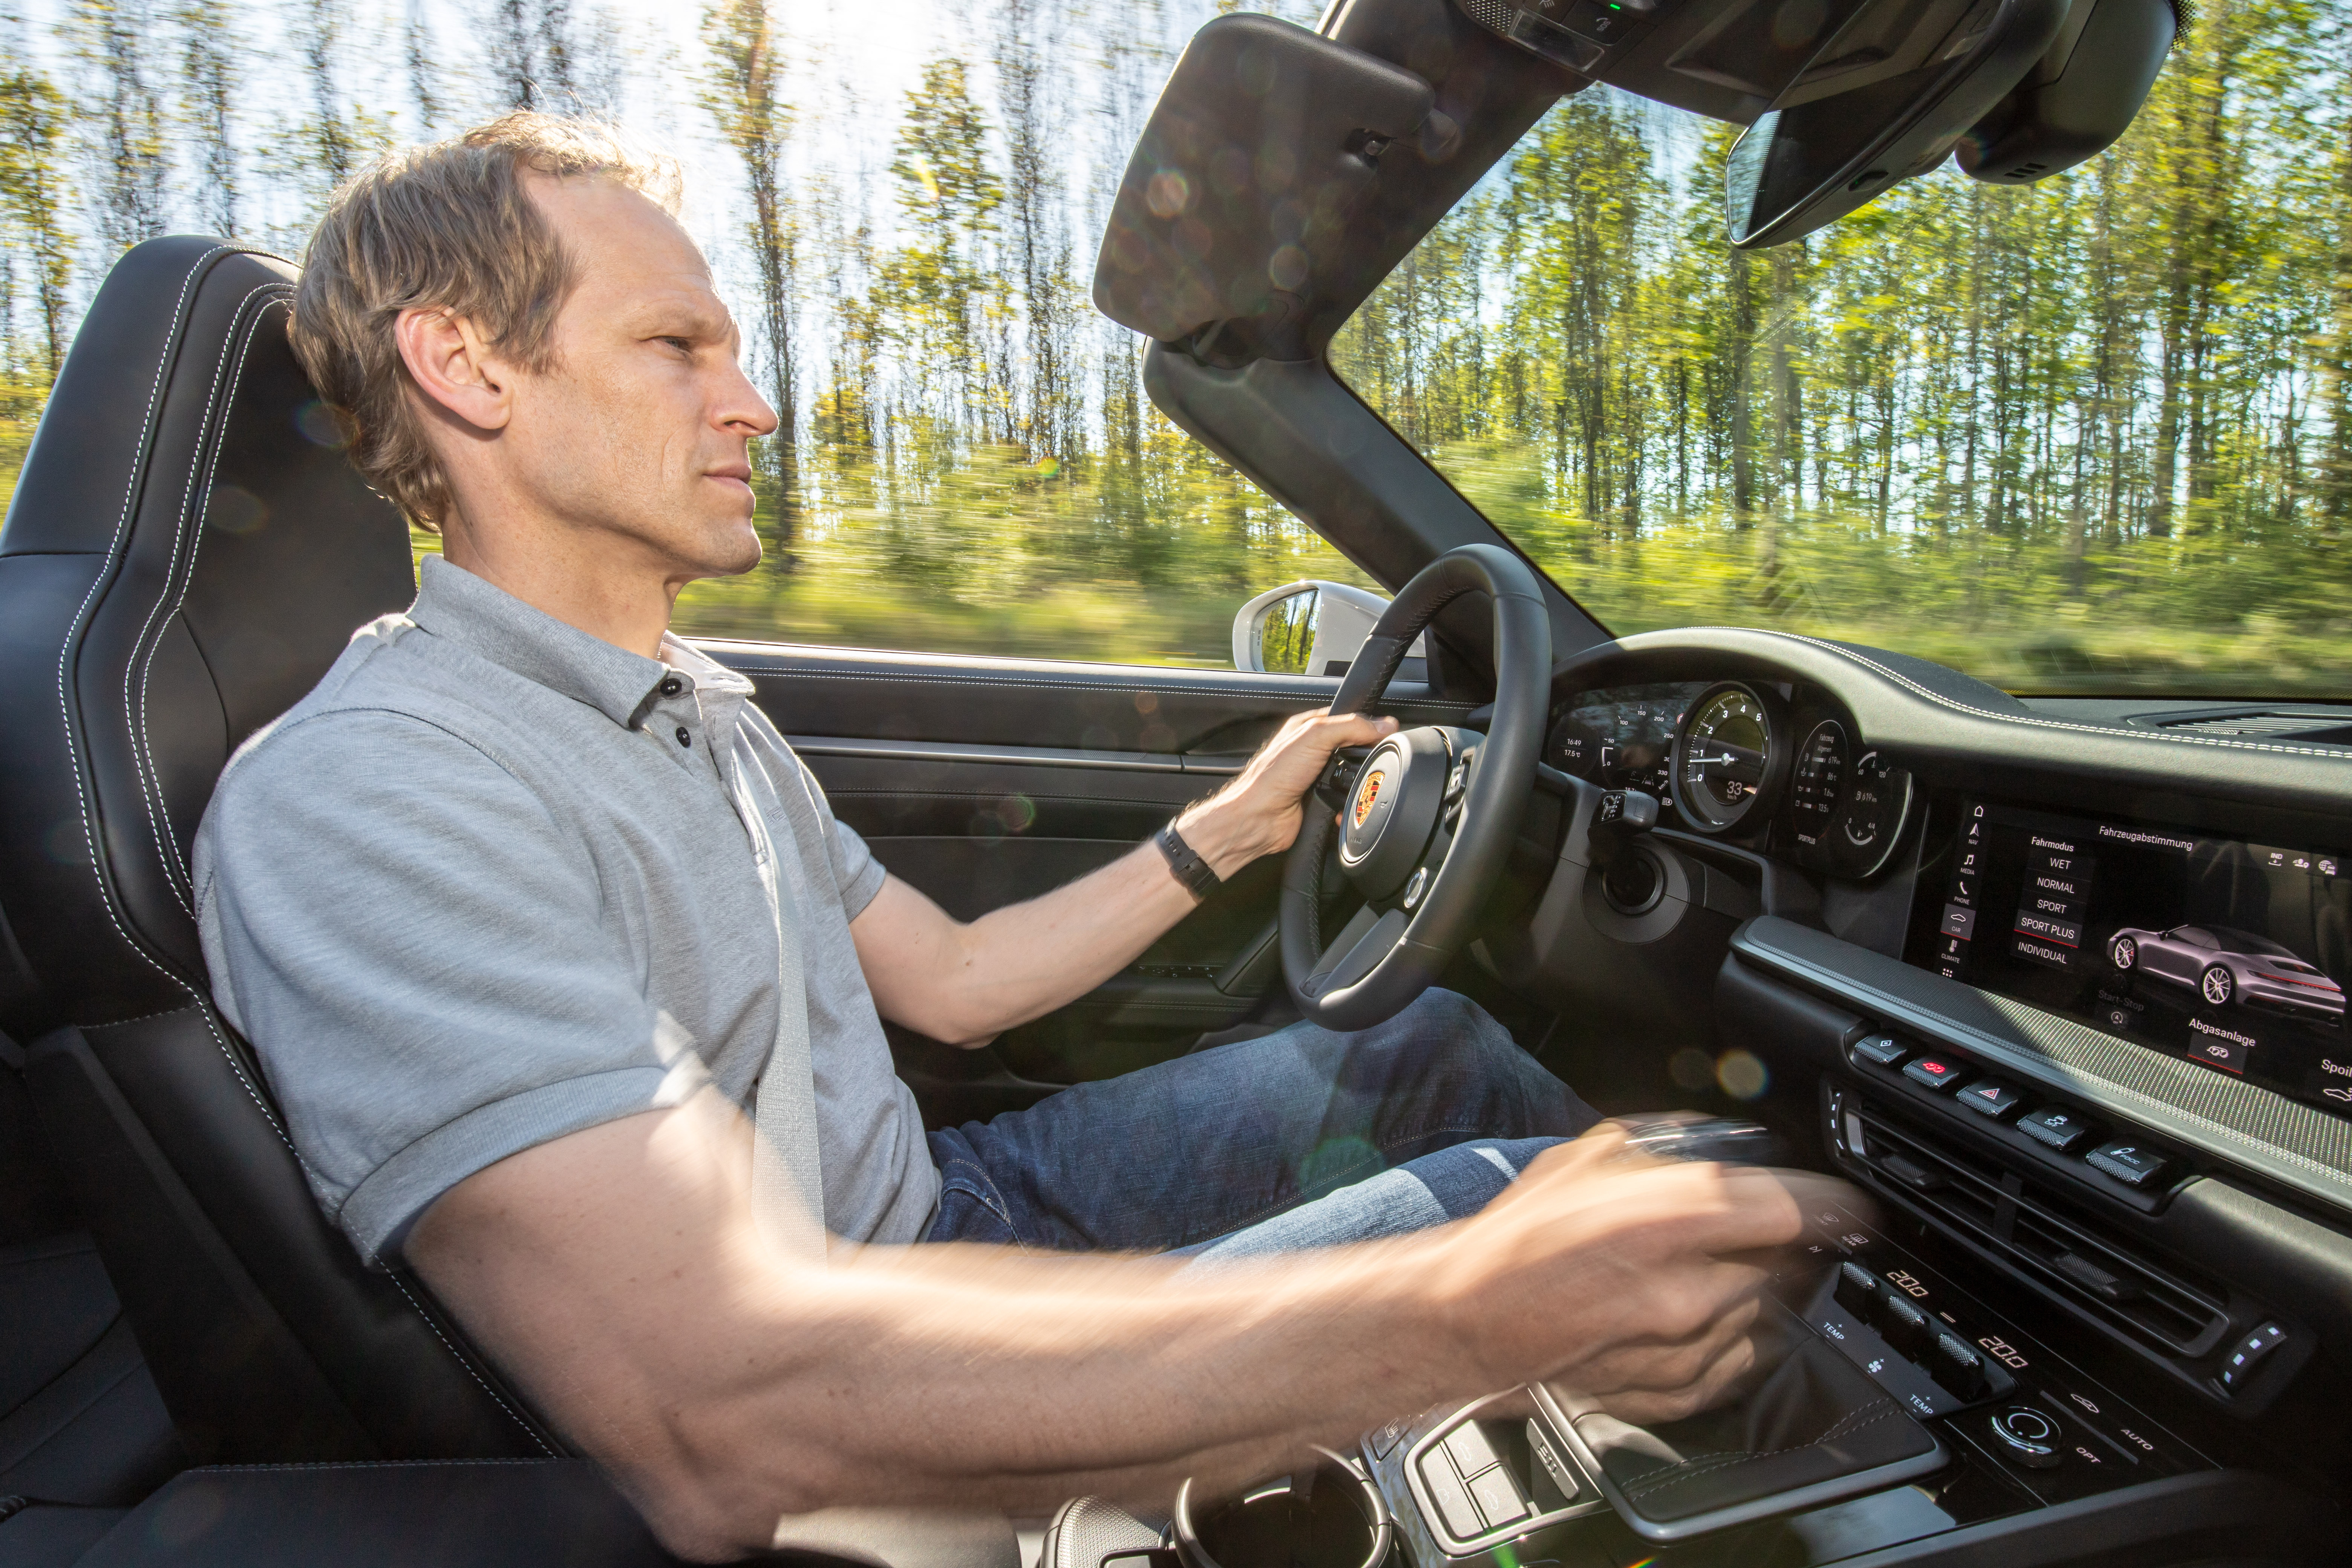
[{"x1": 720, "y1": 363, "x2": 779, "y2": 438}]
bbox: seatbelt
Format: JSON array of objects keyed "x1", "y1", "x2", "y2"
[{"x1": 732, "y1": 742, "x2": 827, "y2": 1265}]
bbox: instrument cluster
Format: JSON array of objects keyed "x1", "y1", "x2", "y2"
[{"x1": 1546, "y1": 677, "x2": 1914, "y2": 880}]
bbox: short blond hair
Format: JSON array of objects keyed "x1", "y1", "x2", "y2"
[{"x1": 289, "y1": 113, "x2": 684, "y2": 529}]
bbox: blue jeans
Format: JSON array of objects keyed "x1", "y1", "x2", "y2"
[{"x1": 922, "y1": 989, "x2": 1599, "y2": 1257}]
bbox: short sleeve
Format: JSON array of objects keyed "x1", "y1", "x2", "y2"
[
  {"x1": 828, "y1": 814, "x2": 887, "y2": 919},
  {"x1": 195, "y1": 710, "x2": 694, "y2": 1265},
  {"x1": 783, "y1": 749, "x2": 885, "y2": 918}
]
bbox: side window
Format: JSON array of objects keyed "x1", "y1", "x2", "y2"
[
  {"x1": 0, "y1": 5, "x2": 1380, "y2": 680},
  {"x1": 410, "y1": 475, "x2": 1377, "y2": 672},
  {"x1": 663, "y1": 459, "x2": 1380, "y2": 669}
]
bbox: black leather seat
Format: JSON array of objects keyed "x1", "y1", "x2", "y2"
[{"x1": 0, "y1": 236, "x2": 556, "y2": 1465}]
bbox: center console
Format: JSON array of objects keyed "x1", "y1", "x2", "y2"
[
  {"x1": 1044, "y1": 1184, "x2": 2323, "y2": 1568},
  {"x1": 1354, "y1": 1184, "x2": 2273, "y2": 1568}
]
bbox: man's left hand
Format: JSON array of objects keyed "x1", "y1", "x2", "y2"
[{"x1": 1176, "y1": 708, "x2": 1401, "y2": 880}]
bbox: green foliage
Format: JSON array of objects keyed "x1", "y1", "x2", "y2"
[
  {"x1": 665, "y1": 434, "x2": 1376, "y2": 665},
  {"x1": 6, "y1": 0, "x2": 2351, "y2": 691},
  {"x1": 0, "y1": 63, "x2": 74, "y2": 380},
  {"x1": 1333, "y1": 4, "x2": 2352, "y2": 694}
]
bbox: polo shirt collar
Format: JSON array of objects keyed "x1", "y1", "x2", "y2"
[{"x1": 410, "y1": 554, "x2": 749, "y2": 730}]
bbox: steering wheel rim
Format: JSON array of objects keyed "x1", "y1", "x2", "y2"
[{"x1": 1280, "y1": 544, "x2": 1552, "y2": 1031}]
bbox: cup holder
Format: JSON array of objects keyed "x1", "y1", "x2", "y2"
[{"x1": 1171, "y1": 1447, "x2": 1392, "y2": 1568}]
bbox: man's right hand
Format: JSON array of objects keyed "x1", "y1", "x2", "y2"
[{"x1": 1431, "y1": 1123, "x2": 1846, "y2": 1424}]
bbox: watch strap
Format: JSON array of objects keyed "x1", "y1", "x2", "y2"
[{"x1": 1155, "y1": 821, "x2": 1221, "y2": 898}]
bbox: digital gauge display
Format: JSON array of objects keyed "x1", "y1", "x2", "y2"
[
  {"x1": 1784, "y1": 717, "x2": 1913, "y2": 876},
  {"x1": 1675, "y1": 682, "x2": 1788, "y2": 833},
  {"x1": 1791, "y1": 720, "x2": 1849, "y2": 841},
  {"x1": 1545, "y1": 683, "x2": 1701, "y2": 797}
]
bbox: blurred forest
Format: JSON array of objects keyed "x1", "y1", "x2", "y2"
[
  {"x1": 1334, "y1": 0, "x2": 2352, "y2": 694},
  {"x1": 1, "y1": 0, "x2": 2349, "y2": 691}
]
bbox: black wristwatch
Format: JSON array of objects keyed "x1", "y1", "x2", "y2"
[{"x1": 1155, "y1": 820, "x2": 1222, "y2": 899}]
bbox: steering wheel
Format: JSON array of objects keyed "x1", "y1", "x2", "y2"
[{"x1": 1280, "y1": 544, "x2": 1552, "y2": 1031}]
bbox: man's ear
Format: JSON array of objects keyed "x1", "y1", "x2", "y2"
[{"x1": 395, "y1": 306, "x2": 514, "y2": 432}]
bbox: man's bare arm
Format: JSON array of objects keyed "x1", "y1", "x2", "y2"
[
  {"x1": 408, "y1": 1094, "x2": 1819, "y2": 1562},
  {"x1": 851, "y1": 707, "x2": 1396, "y2": 1046}
]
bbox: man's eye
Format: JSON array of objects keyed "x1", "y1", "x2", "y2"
[{"x1": 659, "y1": 337, "x2": 694, "y2": 354}]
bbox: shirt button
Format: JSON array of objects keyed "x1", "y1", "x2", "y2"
[
  {"x1": 659, "y1": 677, "x2": 684, "y2": 697},
  {"x1": 675, "y1": 726, "x2": 692, "y2": 748}
]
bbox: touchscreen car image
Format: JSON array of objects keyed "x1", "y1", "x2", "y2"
[{"x1": 2108, "y1": 925, "x2": 2347, "y2": 1019}]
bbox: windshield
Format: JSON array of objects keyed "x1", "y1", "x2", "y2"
[{"x1": 1332, "y1": 45, "x2": 2352, "y2": 699}]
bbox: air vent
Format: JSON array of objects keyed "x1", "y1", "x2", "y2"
[
  {"x1": 1846, "y1": 1105, "x2": 2229, "y2": 1357},
  {"x1": 2154, "y1": 711, "x2": 2352, "y2": 744}
]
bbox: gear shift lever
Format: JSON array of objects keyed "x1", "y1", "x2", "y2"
[{"x1": 1589, "y1": 789, "x2": 1661, "y2": 913}]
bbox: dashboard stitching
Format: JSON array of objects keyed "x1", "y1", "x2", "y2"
[
  {"x1": 1697, "y1": 628, "x2": 2352, "y2": 762},
  {"x1": 1618, "y1": 1404, "x2": 1905, "y2": 1499},
  {"x1": 1741, "y1": 932, "x2": 2352, "y2": 1190}
]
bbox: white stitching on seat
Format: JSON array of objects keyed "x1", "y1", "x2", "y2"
[
  {"x1": 46, "y1": 244, "x2": 545, "y2": 1449},
  {"x1": 127, "y1": 281, "x2": 285, "y2": 913},
  {"x1": 386, "y1": 1271, "x2": 560, "y2": 1458},
  {"x1": 1670, "y1": 626, "x2": 2352, "y2": 762},
  {"x1": 54, "y1": 244, "x2": 229, "y2": 995}
]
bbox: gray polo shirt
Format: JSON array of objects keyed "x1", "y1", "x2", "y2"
[{"x1": 193, "y1": 555, "x2": 940, "y2": 1264}]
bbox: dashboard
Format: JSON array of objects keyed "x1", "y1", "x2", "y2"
[
  {"x1": 1495, "y1": 634, "x2": 2352, "y2": 1564},
  {"x1": 1537, "y1": 645, "x2": 2352, "y2": 1149},
  {"x1": 1545, "y1": 678, "x2": 1914, "y2": 880},
  {"x1": 1505, "y1": 626, "x2": 2352, "y2": 1554}
]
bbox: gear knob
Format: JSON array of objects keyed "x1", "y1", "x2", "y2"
[{"x1": 1590, "y1": 789, "x2": 1662, "y2": 912}]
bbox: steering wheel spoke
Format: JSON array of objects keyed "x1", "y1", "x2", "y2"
[{"x1": 1303, "y1": 907, "x2": 1409, "y2": 999}]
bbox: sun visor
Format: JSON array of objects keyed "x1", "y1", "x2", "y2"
[{"x1": 1092, "y1": 14, "x2": 1434, "y2": 354}]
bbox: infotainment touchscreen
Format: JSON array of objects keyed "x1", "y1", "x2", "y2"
[{"x1": 1907, "y1": 798, "x2": 2352, "y2": 1119}]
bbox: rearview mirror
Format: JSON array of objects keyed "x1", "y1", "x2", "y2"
[
  {"x1": 1724, "y1": 0, "x2": 2069, "y2": 248},
  {"x1": 1233, "y1": 581, "x2": 1427, "y2": 680}
]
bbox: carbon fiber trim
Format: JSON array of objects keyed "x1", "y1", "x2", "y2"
[{"x1": 1730, "y1": 915, "x2": 2352, "y2": 1213}]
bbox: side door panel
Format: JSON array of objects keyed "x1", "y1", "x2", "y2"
[{"x1": 717, "y1": 643, "x2": 1481, "y2": 1124}]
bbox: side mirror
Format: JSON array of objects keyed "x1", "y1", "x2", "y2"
[
  {"x1": 1724, "y1": 0, "x2": 2070, "y2": 248},
  {"x1": 1232, "y1": 581, "x2": 1427, "y2": 680}
]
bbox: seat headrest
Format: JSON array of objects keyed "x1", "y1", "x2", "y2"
[{"x1": 0, "y1": 236, "x2": 417, "y2": 1033}]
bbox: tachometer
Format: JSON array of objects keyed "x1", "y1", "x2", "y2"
[{"x1": 1675, "y1": 682, "x2": 1789, "y2": 833}]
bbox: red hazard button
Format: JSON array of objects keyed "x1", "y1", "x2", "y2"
[{"x1": 1961, "y1": 1079, "x2": 2025, "y2": 1119}]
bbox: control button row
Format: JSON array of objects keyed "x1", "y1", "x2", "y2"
[
  {"x1": 1831, "y1": 1259, "x2": 2014, "y2": 1404},
  {"x1": 1848, "y1": 1035, "x2": 2170, "y2": 1190},
  {"x1": 1415, "y1": 1420, "x2": 1535, "y2": 1544}
]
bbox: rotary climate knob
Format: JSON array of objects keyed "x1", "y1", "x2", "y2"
[{"x1": 1988, "y1": 1406, "x2": 2063, "y2": 1469}]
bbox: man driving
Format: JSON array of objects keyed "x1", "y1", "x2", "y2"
[{"x1": 194, "y1": 113, "x2": 1828, "y2": 1562}]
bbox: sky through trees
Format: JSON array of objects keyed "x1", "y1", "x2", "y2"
[{"x1": 1, "y1": 0, "x2": 2348, "y2": 692}]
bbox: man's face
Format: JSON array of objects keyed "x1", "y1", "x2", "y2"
[{"x1": 490, "y1": 176, "x2": 774, "y2": 583}]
